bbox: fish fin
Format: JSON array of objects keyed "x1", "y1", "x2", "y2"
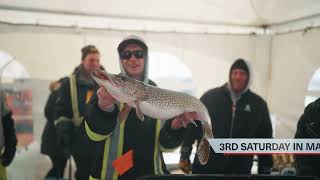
[
  {"x1": 196, "y1": 121, "x2": 213, "y2": 165},
  {"x1": 197, "y1": 138, "x2": 210, "y2": 165},
  {"x1": 134, "y1": 100, "x2": 144, "y2": 122},
  {"x1": 119, "y1": 103, "x2": 131, "y2": 124}
]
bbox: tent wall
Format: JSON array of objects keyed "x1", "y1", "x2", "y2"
[
  {"x1": 3, "y1": 24, "x2": 319, "y2": 138},
  {"x1": 268, "y1": 28, "x2": 320, "y2": 137},
  {"x1": 0, "y1": 25, "x2": 271, "y2": 99}
]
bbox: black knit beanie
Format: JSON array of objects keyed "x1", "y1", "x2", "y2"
[
  {"x1": 81, "y1": 45, "x2": 100, "y2": 60},
  {"x1": 230, "y1": 58, "x2": 249, "y2": 76}
]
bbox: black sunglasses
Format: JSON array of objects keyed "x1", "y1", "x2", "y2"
[{"x1": 120, "y1": 50, "x2": 144, "y2": 60}]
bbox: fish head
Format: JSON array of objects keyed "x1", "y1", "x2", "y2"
[{"x1": 91, "y1": 68, "x2": 141, "y2": 103}]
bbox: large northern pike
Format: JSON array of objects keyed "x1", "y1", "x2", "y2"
[{"x1": 91, "y1": 68, "x2": 213, "y2": 165}]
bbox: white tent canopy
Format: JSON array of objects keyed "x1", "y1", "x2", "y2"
[
  {"x1": 1, "y1": 1, "x2": 320, "y2": 178},
  {"x1": 1, "y1": 0, "x2": 320, "y2": 137},
  {"x1": 0, "y1": 0, "x2": 320, "y2": 141},
  {"x1": 1, "y1": 0, "x2": 320, "y2": 34}
]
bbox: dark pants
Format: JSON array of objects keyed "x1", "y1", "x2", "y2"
[
  {"x1": 46, "y1": 155, "x2": 68, "y2": 178},
  {"x1": 46, "y1": 154, "x2": 91, "y2": 180},
  {"x1": 55, "y1": 123, "x2": 93, "y2": 180},
  {"x1": 73, "y1": 153, "x2": 91, "y2": 180},
  {"x1": 71, "y1": 127, "x2": 93, "y2": 180}
]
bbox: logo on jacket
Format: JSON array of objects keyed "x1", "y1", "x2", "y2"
[{"x1": 244, "y1": 104, "x2": 251, "y2": 112}]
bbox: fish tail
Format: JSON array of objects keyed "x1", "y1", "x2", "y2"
[
  {"x1": 196, "y1": 121, "x2": 213, "y2": 165},
  {"x1": 197, "y1": 138, "x2": 210, "y2": 165}
]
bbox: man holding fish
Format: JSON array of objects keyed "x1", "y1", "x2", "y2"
[{"x1": 85, "y1": 35, "x2": 208, "y2": 180}]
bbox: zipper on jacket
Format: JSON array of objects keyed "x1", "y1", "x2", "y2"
[
  {"x1": 225, "y1": 102, "x2": 236, "y2": 172},
  {"x1": 229, "y1": 102, "x2": 236, "y2": 138}
]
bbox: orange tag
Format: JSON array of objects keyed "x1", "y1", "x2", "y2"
[
  {"x1": 112, "y1": 150, "x2": 134, "y2": 176},
  {"x1": 86, "y1": 90, "x2": 93, "y2": 104}
]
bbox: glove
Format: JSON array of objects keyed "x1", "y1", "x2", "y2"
[{"x1": 179, "y1": 159, "x2": 191, "y2": 174}]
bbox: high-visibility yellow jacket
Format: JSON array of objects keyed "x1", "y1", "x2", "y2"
[{"x1": 85, "y1": 80, "x2": 185, "y2": 180}]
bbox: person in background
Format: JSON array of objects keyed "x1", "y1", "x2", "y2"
[
  {"x1": 294, "y1": 97, "x2": 320, "y2": 177},
  {"x1": 180, "y1": 58, "x2": 273, "y2": 174},
  {"x1": 54, "y1": 45, "x2": 104, "y2": 180},
  {"x1": 0, "y1": 94, "x2": 17, "y2": 180},
  {"x1": 41, "y1": 78, "x2": 68, "y2": 179}
]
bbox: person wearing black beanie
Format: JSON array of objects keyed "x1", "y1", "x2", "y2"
[
  {"x1": 229, "y1": 58, "x2": 250, "y2": 95},
  {"x1": 230, "y1": 59, "x2": 250, "y2": 75},
  {"x1": 180, "y1": 58, "x2": 273, "y2": 175}
]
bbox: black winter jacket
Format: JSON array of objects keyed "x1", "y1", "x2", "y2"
[
  {"x1": 85, "y1": 80, "x2": 185, "y2": 180},
  {"x1": 1, "y1": 98, "x2": 17, "y2": 167},
  {"x1": 41, "y1": 78, "x2": 67, "y2": 156},
  {"x1": 54, "y1": 67, "x2": 99, "y2": 157},
  {"x1": 294, "y1": 97, "x2": 320, "y2": 177},
  {"x1": 182, "y1": 84, "x2": 273, "y2": 174}
]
